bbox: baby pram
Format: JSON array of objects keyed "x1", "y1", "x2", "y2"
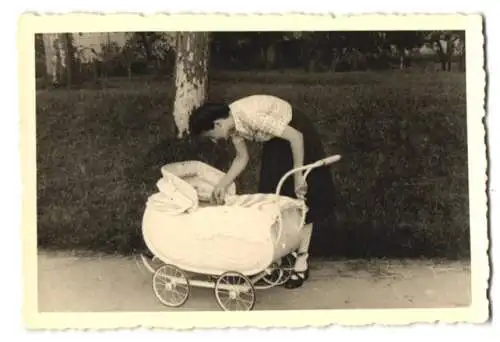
[{"x1": 138, "y1": 154, "x2": 342, "y2": 311}]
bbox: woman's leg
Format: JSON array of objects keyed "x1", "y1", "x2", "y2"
[
  {"x1": 284, "y1": 222, "x2": 313, "y2": 289},
  {"x1": 294, "y1": 223, "x2": 313, "y2": 272}
]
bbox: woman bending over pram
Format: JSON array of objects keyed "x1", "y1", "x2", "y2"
[{"x1": 188, "y1": 95, "x2": 338, "y2": 289}]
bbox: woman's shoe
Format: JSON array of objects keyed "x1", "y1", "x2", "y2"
[{"x1": 284, "y1": 269, "x2": 309, "y2": 289}]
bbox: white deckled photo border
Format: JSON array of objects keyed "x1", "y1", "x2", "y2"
[{"x1": 18, "y1": 12, "x2": 489, "y2": 329}]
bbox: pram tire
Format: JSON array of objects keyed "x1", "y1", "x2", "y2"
[
  {"x1": 153, "y1": 264, "x2": 190, "y2": 308},
  {"x1": 262, "y1": 253, "x2": 295, "y2": 286},
  {"x1": 214, "y1": 271, "x2": 256, "y2": 311}
]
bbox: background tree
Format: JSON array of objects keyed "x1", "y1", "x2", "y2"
[
  {"x1": 383, "y1": 31, "x2": 426, "y2": 70},
  {"x1": 172, "y1": 32, "x2": 211, "y2": 138},
  {"x1": 34, "y1": 30, "x2": 466, "y2": 90},
  {"x1": 99, "y1": 39, "x2": 122, "y2": 82},
  {"x1": 42, "y1": 33, "x2": 75, "y2": 87},
  {"x1": 125, "y1": 32, "x2": 176, "y2": 75},
  {"x1": 295, "y1": 31, "x2": 327, "y2": 72},
  {"x1": 35, "y1": 34, "x2": 46, "y2": 78},
  {"x1": 74, "y1": 46, "x2": 100, "y2": 84},
  {"x1": 426, "y1": 30, "x2": 464, "y2": 72},
  {"x1": 454, "y1": 31, "x2": 466, "y2": 72},
  {"x1": 121, "y1": 35, "x2": 140, "y2": 81}
]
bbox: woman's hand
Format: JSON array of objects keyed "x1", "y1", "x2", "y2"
[
  {"x1": 209, "y1": 135, "x2": 249, "y2": 206},
  {"x1": 212, "y1": 184, "x2": 228, "y2": 205},
  {"x1": 294, "y1": 175, "x2": 308, "y2": 200}
]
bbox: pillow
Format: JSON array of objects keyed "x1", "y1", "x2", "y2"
[
  {"x1": 156, "y1": 171, "x2": 199, "y2": 212},
  {"x1": 161, "y1": 160, "x2": 237, "y2": 202}
]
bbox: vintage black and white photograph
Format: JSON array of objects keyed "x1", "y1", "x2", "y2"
[{"x1": 19, "y1": 13, "x2": 488, "y2": 328}]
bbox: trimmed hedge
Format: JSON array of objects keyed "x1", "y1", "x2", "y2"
[{"x1": 36, "y1": 71, "x2": 470, "y2": 259}]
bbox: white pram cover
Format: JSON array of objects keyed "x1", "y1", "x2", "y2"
[{"x1": 142, "y1": 161, "x2": 307, "y2": 276}]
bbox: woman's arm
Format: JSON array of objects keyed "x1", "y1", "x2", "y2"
[
  {"x1": 280, "y1": 126, "x2": 306, "y2": 192},
  {"x1": 217, "y1": 136, "x2": 250, "y2": 189},
  {"x1": 281, "y1": 126, "x2": 304, "y2": 169}
]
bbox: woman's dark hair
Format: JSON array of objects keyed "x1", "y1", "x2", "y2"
[{"x1": 188, "y1": 103, "x2": 230, "y2": 136}]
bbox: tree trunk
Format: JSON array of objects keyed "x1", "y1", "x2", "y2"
[
  {"x1": 307, "y1": 59, "x2": 316, "y2": 72},
  {"x1": 436, "y1": 39, "x2": 449, "y2": 72},
  {"x1": 156, "y1": 57, "x2": 161, "y2": 74},
  {"x1": 440, "y1": 60, "x2": 446, "y2": 71},
  {"x1": 458, "y1": 36, "x2": 466, "y2": 72},
  {"x1": 172, "y1": 32, "x2": 210, "y2": 138},
  {"x1": 265, "y1": 44, "x2": 275, "y2": 69},
  {"x1": 259, "y1": 47, "x2": 267, "y2": 69},
  {"x1": 93, "y1": 61, "x2": 99, "y2": 84},
  {"x1": 42, "y1": 33, "x2": 69, "y2": 87},
  {"x1": 330, "y1": 52, "x2": 339, "y2": 72},
  {"x1": 399, "y1": 48, "x2": 408, "y2": 70},
  {"x1": 127, "y1": 64, "x2": 132, "y2": 80},
  {"x1": 62, "y1": 33, "x2": 74, "y2": 87},
  {"x1": 306, "y1": 48, "x2": 320, "y2": 72},
  {"x1": 446, "y1": 38, "x2": 453, "y2": 72},
  {"x1": 459, "y1": 52, "x2": 465, "y2": 72},
  {"x1": 42, "y1": 34, "x2": 56, "y2": 86}
]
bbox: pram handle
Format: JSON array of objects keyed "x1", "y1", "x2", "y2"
[
  {"x1": 274, "y1": 154, "x2": 342, "y2": 197},
  {"x1": 273, "y1": 154, "x2": 342, "y2": 246}
]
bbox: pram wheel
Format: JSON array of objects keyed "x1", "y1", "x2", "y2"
[
  {"x1": 153, "y1": 264, "x2": 190, "y2": 307},
  {"x1": 214, "y1": 271, "x2": 256, "y2": 311},
  {"x1": 262, "y1": 253, "x2": 295, "y2": 286}
]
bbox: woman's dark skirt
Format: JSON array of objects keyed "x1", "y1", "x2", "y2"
[{"x1": 258, "y1": 108, "x2": 338, "y2": 225}]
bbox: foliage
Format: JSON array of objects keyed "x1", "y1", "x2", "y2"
[
  {"x1": 35, "y1": 30, "x2": 466, "y2": 85},
  {"x1": 423, "y1": 31, "x2": 466, "y2": 71},
  {"x1": 36, "y1": 70, "x2": 469, "y2": 259}
]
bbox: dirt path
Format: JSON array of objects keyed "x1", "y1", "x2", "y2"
[{"x1": 37, "y1": 251, "x2": 471, "y2": 312}]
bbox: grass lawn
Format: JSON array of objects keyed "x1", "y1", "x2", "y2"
[{"x1": 35, "y1": 70, "x2": 470, "y2": 259}]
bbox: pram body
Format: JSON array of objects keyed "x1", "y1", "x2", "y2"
[{"x1": 139, "y1": 155, "x2": 341, "y2": 311}]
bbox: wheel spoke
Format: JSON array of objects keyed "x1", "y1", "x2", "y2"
[
  {"x1": 176, "y1": 287, "x2": 188, "y2": 296},
  {"x1": 223, "y1": 297, "x2": 232, "y2": 308},
  {"x1": 171, "y1": 289, "x2": 185, "y2": 298},
  {"x1": 161, "y1": 287, "x2": 175, "y2": 302},
  {"x1": 241, "y1": 292, "x2": 253, "y2": 301},
  {"x1": 238, "y1": 297, "x2": 254, "y2": 306},
  {"x1": 173, "y1": 291, "x2": 182, "y2": 303},
  {"x1": 236, "y1": 300, "x2": 243, "y2": 311},
  {"x1": 215, "y1": 271, "x2": 255, "y2": 311},
  {"x1": 153, "y1": 265, "x2": 190, "y2": 307},
  {"x1": 235, "y1": 300, "x2": 243, "y2": 311}
]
